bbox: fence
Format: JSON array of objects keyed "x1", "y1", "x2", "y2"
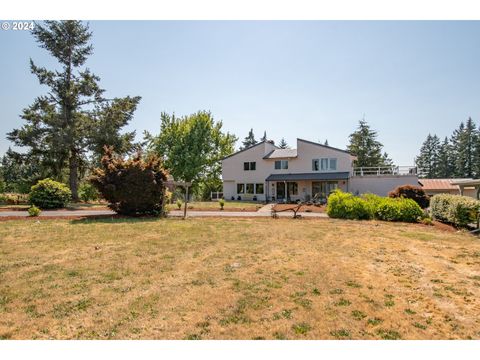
[{"x1": 352, "y1": 166, "x2": 417, "y2": 176}]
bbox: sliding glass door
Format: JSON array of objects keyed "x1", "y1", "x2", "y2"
[{"x1": 312, "y1": 181, "x2": 338, "y2": 199}]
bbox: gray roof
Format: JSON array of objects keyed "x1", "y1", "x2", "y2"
[
  {"x1": 221, "y1": 141, "x2": 277, "y2": 161},
  {"x1": 297, "y1": 138, "x2": 353, "y2": 155},
  {"x1": 265, "y1": 172, "x2": 350, "y2": 181},
  {"x1": 263, "y1": 148, "x2": 297, "y2": 159}
]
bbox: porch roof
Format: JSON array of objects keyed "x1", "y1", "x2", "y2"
[{"x1": 265, "y1": 172, "x2": 350, "y2": 181}]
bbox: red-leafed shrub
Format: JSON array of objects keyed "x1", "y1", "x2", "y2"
[
  {"x1": 388, "y1": 185, "x2": 430, "y2": 209},
  {"x1": 90, "y1": 147, "x2": 168, "y2": 216}
]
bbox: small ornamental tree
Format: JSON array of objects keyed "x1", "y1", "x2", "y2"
[
  {"x1": 90, "y1": 147, "x2": 168, "y2": 216},
  {"x1": 29, "y1": 178, "x2": 72, "y2": 209},
  {"x1": 388, "y1": 184, "x2": 430, "y2": 209}
]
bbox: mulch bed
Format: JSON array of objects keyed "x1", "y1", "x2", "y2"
[
  {"x1": 185, "y1": 208, "x2": 260, "y2": 212},
  {"x1": 272, "y1": 204, "x2": 326, "y2": 213}
]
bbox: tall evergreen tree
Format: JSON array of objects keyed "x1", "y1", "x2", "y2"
[
  {"x1": 260, "y1": 131, "x2": 267, "y2": 142},
  {"x1": 324, "y1": 139, "x2": 329, "y2": 146},
  {"x1": 436, "y1": 136, "x2": 455, "y2": 178},
  {"x1": 450, "y1": 122, "x2": 464, "y2": 177},
  {"x1": 241, "y1": 128, "x2": 257, "y2": 149},
  {"x1": 455, "y1": 117, "x2": 477, "y2": 178},
  {"x1": 415, "y1": 134, "x2": 441, "y2": 178},
  {"x1": 347, "y1": 120, "x2": 392, "y2": 167},
  {"x1": 278, "y1": 138, "x2": 289, "y2": 149},
  {"x1": 0, "y1": 148, "x2": 45, "y2": 193},
  {"x1": 474, "y1": 120, "x2": 480, "y2": 178},
  {"x1": 7, "y1": 21, "x2": 140, "y2": 200}
]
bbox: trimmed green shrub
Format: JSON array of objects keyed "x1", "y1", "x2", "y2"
[
  {"x1": 79, "y1": 182, "x2": 100, "y2": 202},
  {"x1": 326, "y1": 190, "x2": 372, "y2": 220},
  {"x1": 373, "y1": 197, "x2": 423, "y2": 222},
  {"x1": 219, "y1": 198, "x2": 225, "y2": 210},
  {"x1": 430, "y1": 194, "x2": 480, "y2": 227},
  {"x1": 176, "y1": 199, "x2": 182, "y2": 209},
  {"x1": 28, "y1": 205, "x2": 41, "y2": 217},
  {"x1": 327, "y1": 190, "x2": 423, "y2": 222},
  {"x1": 90, "y1": 147, "x2": 168, "y2": 216},
  {"x1": 29, "y1": 179, "x2": 71, "y2": 209},
  {"x1": 388, "y1": 185, "x2": 430, "y2": 209}
]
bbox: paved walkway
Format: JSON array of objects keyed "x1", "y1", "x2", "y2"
[
  {"x1": 0, "y1": 209, "x2": 328, "y2": 219},
  {"x1": 256, "y1": 203, "x2": 275, "y2": 213}
]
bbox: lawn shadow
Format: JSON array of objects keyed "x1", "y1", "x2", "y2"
[{"x1": 69, "y1": 215, "x2": 164, "y2": 225}]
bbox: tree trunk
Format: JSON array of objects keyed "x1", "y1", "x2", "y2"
[{"x1": 69, "y1": 150, "x2": 79, "y2": 202}]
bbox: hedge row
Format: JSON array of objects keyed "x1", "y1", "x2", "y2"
[
  {"x1": 430, "y1": 193, "x2": 480, "y2": 227},
  {"x1": 326, "y1": 190, "x2": 423, "y2": 222}
]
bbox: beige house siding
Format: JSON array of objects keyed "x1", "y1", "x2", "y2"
[
  {"x1": 222, "y1": 139, "x2": 355, "y2": 201},
  {"x1": 221, "y1": 138, "x2": 419, "y2": 201},
  {"x1": 222, "y1": 141, "x2": 277, "y2": 201}
]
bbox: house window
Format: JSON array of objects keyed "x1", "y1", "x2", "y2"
[
  {"x1": 321, "y1": 158, "x2": 329, "y2": 171},
  {"x1": 246, "y1": 183, "x2": 255, "y2": 194},
  {"x1": 243, "y1": 162, "x2": 256, "y2": 171},
  {"x1": 318, "y1": 158, "x2": 337, "y2": 171},
  {"x1": 237, "y1": 183, "x2": 245, "y2": 194},
  {"x1": 287, "y1": 182, "x2": 298, "y2": 195},
  {"x1": 329, "y1": 158, "x2": 337, "y2": 170},
  {"x1": 255, "y1": 183, "x2": 264, "y2": 194},
  {"x1": 274, "y1": 160, "x2": 288, "y2": 169}
]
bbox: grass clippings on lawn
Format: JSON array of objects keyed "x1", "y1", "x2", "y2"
[{"x1": 0, "y1": 217, "x2": 479, "y2": 340}]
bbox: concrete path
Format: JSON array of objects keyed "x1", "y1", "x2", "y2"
[
  {"x1": 0, "y1": 209, "x2": 328, "y2": 219},
  {"x1": 256, "y1": 203, "x2": 275, "y2": 213}
]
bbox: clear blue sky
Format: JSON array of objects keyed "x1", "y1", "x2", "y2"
[{"x1": 1, "y1": 21, "x2": 479, "y2": 165}]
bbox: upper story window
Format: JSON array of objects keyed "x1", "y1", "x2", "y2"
[
  {"x1": 274, "y1": 160, "x2": 288, "y2": 170},
  {"x1": 313, "y1": 158, "x2": 337, "y2": 171},
  {"x1": 243, "y1": 161, "x2": 256, "y2": 171}
]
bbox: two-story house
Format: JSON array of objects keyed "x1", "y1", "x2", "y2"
[{"x1": 221, "y1": 138, "x2": 418, "y2": 202}]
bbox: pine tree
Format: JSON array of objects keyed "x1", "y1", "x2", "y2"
[
  {"x1": 347, "y1": 120, "x2": 392, "y2": 167},
  {"x1": 324, "y1": 139, "x2": 329, "y2": 146},
  {"x1": 415, "y1": 134, "x2": 441, "y2": 178},
  {"x1": 436, "y1": 136, "x2": 454, "y2": 178},
  {"x1": 278, "y1": 138, "x2": 289, "y2": 149},
  {"x1": 474, "y1": 120, "x2": 480, "y2": 178},
  {"x1": 452, "y1": 118, "x2": 477, "y2": 178},
  {"x1": 260, "y1": 131, "x2": 267, "y2": 142},
  {"x1": 241, "y1": 128, "x2": 257, "y2": 149},
  {"x1": 7, "y1": 21, "x2": 140, "y2": 200},
  {"x1": 450, "y1": 122, "x2": 464, "y2": 177}
]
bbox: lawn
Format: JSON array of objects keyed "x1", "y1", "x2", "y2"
[
  {"x1": 0, "y1": 217, "x2": 479, "y2": 339},
  {"x1": 166, "y1": 200, "x2": 263, "y2": 212}
]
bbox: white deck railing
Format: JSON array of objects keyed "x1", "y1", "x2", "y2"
[{"x1": 352, "y1": 166, "x2": 417, "y2": 176}]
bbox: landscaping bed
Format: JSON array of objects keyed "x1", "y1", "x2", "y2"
[
  {"x1": 272, "y1": 204, "x2": 326, "y2": 213},
  {"x1": 166, "y1": 201, "x2": 262, "y2": 212}
]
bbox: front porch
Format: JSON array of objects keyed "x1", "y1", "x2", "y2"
[{"x1": 265, "y1": 172, "x2": 350, "y2": 203}]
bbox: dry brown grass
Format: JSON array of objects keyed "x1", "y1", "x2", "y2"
[
  {"x1": 166, "y1": 201, "x2": 262, "y2": 212},
  {"x1": 1, "y1": 217, "x2": 479, "y2": 340}
]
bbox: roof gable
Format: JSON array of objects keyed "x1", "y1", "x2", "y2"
[
  {"x1": 263, "y1": 148, "x2": 297, "y2": 159},
  {"x1": 297, "y1": 138, "x2": 353, "y2": 156},
  {"x1": 221, "y1": 141, "x2": 278, "y2": 161}
]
